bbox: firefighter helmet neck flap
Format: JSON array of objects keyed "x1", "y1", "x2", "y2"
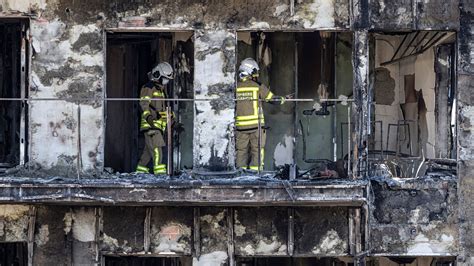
[
  {"x1": 149, "y1": 62, "x2": 174, "y2": 85},
  {"x1": 239, "y1": 58, "x2": 260, "y2": 81}
]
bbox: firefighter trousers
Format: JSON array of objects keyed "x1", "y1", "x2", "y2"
[
  {"x1": 236, "y1": 128, "x2": 266, "y2": 170},
  {"x1": 136, "y1": 130, "x2": 167, "y2": 174}
]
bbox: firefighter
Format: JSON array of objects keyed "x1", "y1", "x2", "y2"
[
  {"x1": 136, "y1": 62, "x2": 174, "y2": 175},
  {"x1": 235, "y1": 58, "x2": 287, "y2": 171}
]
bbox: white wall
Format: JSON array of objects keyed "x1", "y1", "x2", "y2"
[{"x1": 374, "y1": 34, "x2": 438, "y2": 158}]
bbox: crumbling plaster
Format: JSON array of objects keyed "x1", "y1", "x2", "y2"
[
  {"x1": 370, "y1": 176, "x2": 459, "y2": 256},
  {"x1": 29, "y1": 16, "x2": 104, "y2": 173},
  {"x1": 373, "y1": 35, "x2": 439, "y2": 158},
  {"x1": 0, "y1": 0, "x2": 354, "y2": 173}
]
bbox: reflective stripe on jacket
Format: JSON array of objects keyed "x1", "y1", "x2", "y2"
[
  {"x1": 235, "y1": 80, "x2": 274, "y2": 130},
  {"x1": 139, "y1": 82, "x2": 167, "y2": 131}
]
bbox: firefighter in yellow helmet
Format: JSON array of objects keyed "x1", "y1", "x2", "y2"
[
  {"x1": 136, "y1": 62, "x2": 174, "y2": 175},
  {"x1": 235, "y1": 58, "x2": 287, "y2": 171}
]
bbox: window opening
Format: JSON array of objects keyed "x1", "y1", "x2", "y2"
[
  {"x1": 369, "y1": 31, "x2": 457, "y2": 178},
  {"x1": 0, "y1": 19, "x2": 29, "y2": 172}
]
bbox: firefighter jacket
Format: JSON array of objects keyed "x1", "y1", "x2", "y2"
[
  {"x1": 139, "y1": 82, "x2": 168, "y2": 131},
  {"x1": 236, "y1": 79, "x2": 279, "y2": 130}
]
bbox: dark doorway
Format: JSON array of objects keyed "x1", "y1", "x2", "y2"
[
  {"x1": 104, "y1": 256, "x2": 191, "y2": 266},
  {"x1": 105, "y1": 32, "x2": 194, "y2": 173},
  {"x1": 0, "y1": 242, "x2": 28, "y2": 266},
  {"x1": 236, "y1": 257, "x2": 346, "y2": 266},
  {"x1": 0, "y1": 19, "x2": 28, "y2": 171}
]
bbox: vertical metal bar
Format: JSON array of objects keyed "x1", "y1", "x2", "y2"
[
  {"x1": 363, "y1": 203, "x2": 370, "y2": 253},
  {"x1": 333, "y1": 32, "x2": 338, "y2": 162},
  {"x1": 193, "y1": 207, "x2": 201, "y2": 258},
  {"x1": 348, "y1": 208, "x2": 355, "y2": 256},
  {"x1": 396, "y1": 120, "x2": 400, "y2": 156},
  {"x1": 27, "y1": 206, "x2": 36, "y2": 266},
  {"x1": 167, "y1": 106, "x2": 172, "y2": 176},
  {"x1": 26, "y1": 23, "x2": 32, "y2": 170},
  {"x1": 291, "y1": 35, "x2": 298, "y2": 180},
  {"x1": 94, "y1": 207, "x2": 103, "y2": 266},
  {"x1": 287, "y1": 208, "x2": 295, "y2": 256},
  {"x1": 347, "y1": 106, "x2": 351, "y2": 178},
  {"x1": 227, "y1": 208, "x2": 235, "y2": 266},
  {"x1": 257, "y1": 98, "x2": 261, "y2": 175},
  {"x1": 19, "y1": 22, "x2": 27, "y2": 166},
  {"x1": 144, "y1": 207, "x2": 152, "y2": 253},
  {"x1": 340, "y1": 122, "x2": 344, "y2": 159},
  {"x1": 354, "y1": 208, "x2": 363, "y2": 266},
  {"x1": 76, "y1": 104, "x2": 82, "y2": 179},
  {"x1": 290, "y1": 0, "x2": 295, "y2": 16},
  {"x1": 380, "y1": 121, "x2": 384, "y2": 157}
]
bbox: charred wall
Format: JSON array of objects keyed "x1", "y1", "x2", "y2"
[
  {"x1": 370, "y1": 177, "x2": 458, "y2": 256},
  {"x1": 457, "y1": 1, "x2": 474, "y2": 265},
  {"x1": 0, "y1": 205, "x2": 356, "y2": 265},
  {"x1": 0, "y1": 0, "x2": 471, "y2": 264}
]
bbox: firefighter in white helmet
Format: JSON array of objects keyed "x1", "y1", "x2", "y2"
[
  {"x1": 136, "y1": 62, "x2": 174, "y2": 175},
  {"x1": 235, "y1": 58, "x2": 288, "y2": 170}
]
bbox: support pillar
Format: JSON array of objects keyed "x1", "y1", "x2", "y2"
[
  {"x1": 457, "y1": 1, "x2": 474, "y2": 265},
  {"x1": 352, "y1": 30, "x2": 370, "y2": 178},
  {"x1": 193, "y1": 29, "x2": 236, "y2": 172}
]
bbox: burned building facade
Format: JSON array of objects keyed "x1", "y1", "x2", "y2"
[{"x1": 0, "y1": 0, "x2": 472, "y2": 265}]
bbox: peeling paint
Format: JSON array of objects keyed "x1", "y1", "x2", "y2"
[
  {"x1": 152, "y1": 223, "x2": 191, "y2": 254},
  {"x1": 312, "y1": 229, "x2": 347, "y2": 255},
  {"x1": 72, "y1": 208, "x2": 95, "y2": 242},
  {"x1": 193, "y1": 30, "x2": 235, "y2": 170},
  {"x1": 193, "y1": 251, "x2": 228, "y2": 266},
  {"x1": 35, "y1": 224, "x2": 49, "y2": 246}
]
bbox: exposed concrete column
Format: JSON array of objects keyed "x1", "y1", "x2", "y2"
[
  {"x1": 457, "y1": 2, "x2": 474, "y2": 265},
  {"x1": 193, "y1": 30, "x2": 236, "y2": 171},
  {"x1": 71, "y1": 207, "x2": 100, "y2": 265},
  {"x1": 29, "y1": 18, "x2": 104, "y2": 174},
  {"x1": 352, "y1": 30, "x2": 370, "y2": 178}
]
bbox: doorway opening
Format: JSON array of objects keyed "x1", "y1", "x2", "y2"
[
  {"x1": 236, "y1": 31, "x2": 353, "y2": 178},
  {"x1": 0, "y1": 242, "x2": 28, "y2": 266},
  {"x1": 104, "y1": 256, "x2": 191, "y2": 266},
  {"x1": 105, "y1": 31, "x2": 194, "y2": 174}
]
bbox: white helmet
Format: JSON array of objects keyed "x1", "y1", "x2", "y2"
[
  {"x1": 149, "y1": 62, "x2": 174, "y2": 83},
  {"x1": 239, "y1": 58, "x2": 259, "y2": 80}
]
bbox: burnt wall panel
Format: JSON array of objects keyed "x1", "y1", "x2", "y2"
[
  {"x1": 102, "y1": 207, "x2": 145, "y2": 253},
  {"x1": 28, "y1": 17, "x2": 104, "y2": 174},
  {"x1": 33, "y1": 206, "x2": 70, "y2": 266},
  {"x1": 417, "y1": 0, "x2": 460, "y2": 30},
  {"x1": 294, "y1": 207, "x2": 349, "y2": 256},
  {"x1": 369, "y1": 0, "x2": 414, "y2": 30},
  {"x1": 193, "y1": 29, "x2": 236, "y2": 171},
  {"x1": 194, "y1": 207, "x2": 229, "y2": 266},
  {"x1": 71, "y1": 207, "x2": 97, "y2": 265},
  {"x1": 234, "y1": 207, "x2": 288, "y2": 256},
  {"x1": 370, "y1": 177, "x2": 459, "y2": 255},
  {"x1": 2, "y1": 0, "x2": 350, "y2": 31},
  {"x1": 150, "y1": 207, "x2": 193, "y2": 255},
  {"x1": 0, "y1": 205, "x2": 29, "y2": 242},
  {"x1": 200, "y1": 207, "x2": 228, "y2": 255},
  {"x1": 458, "y1": 2, "x2": 474, "y2": 264}
]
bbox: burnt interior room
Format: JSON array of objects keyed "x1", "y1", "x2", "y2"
[
  {"x1": 0, "y1": 19, "x2": 27, "y2": 171},
  {"x1": 237, "y1": 31, "x2": 353, "y2": 177},
  {"x1": 105, "y1": 31, "x2": 194, "y2": 174},
  {"x1": 369, "y1": 31, "x2": 457, "y2": 178},
  {"x1": 104, "y1": 256, "x2": 191, "y2": 266},
  {"x1": 236, "y1": 257, "x2": 347, "y2": 266},
  {"x1": 0, "y1": 242, "x2": 27, "y2": 266}
]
